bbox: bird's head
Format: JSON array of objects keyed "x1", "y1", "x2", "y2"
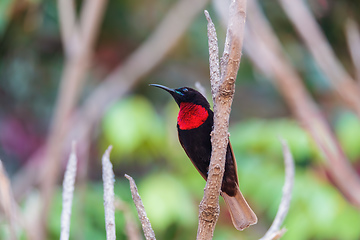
[{"x1": 149, "y1": 84, "x2": 210, "y2": 110}]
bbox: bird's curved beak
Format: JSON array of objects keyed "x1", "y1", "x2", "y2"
[
  {"x1": 149, "y1": 84, "x2": 176, "y2": 94},
  {"x1": 150, "y1": 84, "x2": 184, "y2": 106}
]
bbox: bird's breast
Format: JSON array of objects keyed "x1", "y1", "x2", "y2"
[{"x1": 177, "y1": 102, "x2": 209, "y2": 130}]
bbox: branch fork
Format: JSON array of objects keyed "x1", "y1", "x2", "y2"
[{"x1": 197, "y1": 0, "x2": 247, "y2": 239}]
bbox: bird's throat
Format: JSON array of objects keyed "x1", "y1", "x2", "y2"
[{"x1": 177, "y1": 102, "x2": 209, "y2": 130}]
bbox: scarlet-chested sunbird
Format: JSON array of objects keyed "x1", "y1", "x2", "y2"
[{"x1": 150, "y1": 84, "x2": 257, "y2": 230}]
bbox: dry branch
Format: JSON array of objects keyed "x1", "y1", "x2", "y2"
[
  {"x1": 115, "y1": 198, "x2": 142, "y2": 240},
  {"x1": 197, "y1": 0, "x2": 247, "y2": 239},
  {"x1": 60, "y1": 142, "x2": 78, "y2": 240},
  {"x1": 245, "y1": 0, "x2": 360, "y2": 206},
  {"x1": 125, "y1": 174, "x2": 156, "y2": 240},
  {"x1": 102, "y1": 146, "x2": 116, "y2": 240},
  {"x1": 57, "y1": 0, "x2": 78, "y2": 57},
  {"x1": 278, "y1": 0, "x2": 360, "y2": 118},
  {"x1": 260, "y1": 140, "x2": 295, "y2": 240}
]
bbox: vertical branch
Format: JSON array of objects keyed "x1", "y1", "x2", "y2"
[
  {"x1": 260, "y1": 140, "x2": 295, "y2": 240},
  {"x1": 102, "y1": 146, "x2": 116, "y2": 240},
  {"x1": 278, "y1": 0, "x2": 360, "y2": 118},
  {"x1": 197, "y1": 0, "x2": 247, "y2": 239},
  {"x1": 125, "y1": 174, "x2": 156, "y2": 240},
  {"x1": 57, "y1": 0, "x2": 78, "y2": 56},
  {"x1": 60, "y1": 142, "x2": 78, "y2": 240},
  {"x1": 204, "y1": 10, "x2": 221, "y2": 96}
]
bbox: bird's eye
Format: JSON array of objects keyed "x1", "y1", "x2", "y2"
[{"x1": 183, "y1": 88, "x2": 188, "y2": 92}]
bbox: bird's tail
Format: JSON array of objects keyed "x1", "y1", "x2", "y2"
[{"x1": 221, "y1": 185, "x2": 257, "y2": 231}]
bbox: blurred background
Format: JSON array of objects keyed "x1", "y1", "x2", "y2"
[{"x1": 1, "y1": 0, "x2": 360, "y2": 239}]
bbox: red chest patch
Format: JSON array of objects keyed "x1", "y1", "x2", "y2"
[{"x1": 177, "y1": 102, "x2": 209, "y2": 130}]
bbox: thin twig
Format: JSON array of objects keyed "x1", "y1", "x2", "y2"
[
  {"x1": 125, "y1": 174, "x2": 156, "y2": 240},
  {"x1": 204, "y1": 10, "x2": 221, "y2": 96},
  {"x1": 102, "y1": 146, "x2": 116, "y2": 240},
  {"x1": 260, "y1": 140, "x2": 295, "y2": 240},
  {"x1": 345, "y1": 19, "x2": 360, "y2": 84},
  {"x1": 245, "y1": 0, "x2": 360, "y2": 206},
  {"x1": 197, "y1": 0, "x2": 247, "y2": 239},
  {"x1": 278, "y1": 0, "x2": 360, "y2": 118},
  {"x1": 60, "y1": 141, "x2": 78, "y2": 240}
]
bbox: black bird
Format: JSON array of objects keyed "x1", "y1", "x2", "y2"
[{"x1": 150, "y1": 84, "x2": 257, "y2": 230}]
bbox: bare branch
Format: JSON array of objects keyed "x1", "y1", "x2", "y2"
[
  {"x1": 79, "y1": 0, "x2": 108, "y2": 57},
  {"x1": 345, "y1": 19, "x2": 360, "y2": 84},
  {"x1": 57, "y1": 0, "x2": 79, "y2": 57},
  {"x1": 245, "y1": 0, "x2": 360, "y2": 206},
  {"x1": 197, "y1": 0, "x2": 247, "y2": 238},
  {"x1": 115, "y1": 198, "x2": 142, "y2": 240},
  {"x1": 260, "y1": 140, "x2": 295, "y2": 240},
  {"x1": 204, "y1": 10, "x2": 221, "y2": 96},
  {"x1": 60, "y1": 141, "x2": 78, "y2": 240},
  {"x1": 102, "y1": 146, "x2": 116, "y2": 240},
  {"x1": 278, "y1": 0, "x2": 360, "y2": 118},
  {"x1": 125, "y1": 174, "x2": 156, "y2": 240}
]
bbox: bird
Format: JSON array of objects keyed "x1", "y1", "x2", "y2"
[{"x1": 150, "y1": 84, "x2": 257, "y2": 230}]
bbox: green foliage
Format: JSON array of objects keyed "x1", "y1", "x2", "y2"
[
  {"x1": 102, "y1": 95, "x2": 166, "y2": 162},
  {"x1": 100, "y1": 100, "x2": 360, "y2": 239},
  {"x1": 335, "y1": 112, "x2": 360, "y2": 161},
  {"x1": 138, "y1": 172, "x2": 197, "y2": 232},
  {"x1": 230, "y1": 118, "x2": 318, "y2": 165}
]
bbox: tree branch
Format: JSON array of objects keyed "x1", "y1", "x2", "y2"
[
  {"x1": 102, "y1": 146, "x2": 116, "y2": 240},
  {"x1": 125, "y1": 174, "x2": 156, "y2": 240},
  {"x1": 60, "y1": 142, "x2": 78, "y2": 240},
  {"x1": 197, "y1": 0, "x2": 247, "y2": 239},
  {"x1": 260, "y1": 140, "x2": 295, "y2": 240},
  {"x1": 57, "y1": 0, "x2": 79, "y2": 57}
]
